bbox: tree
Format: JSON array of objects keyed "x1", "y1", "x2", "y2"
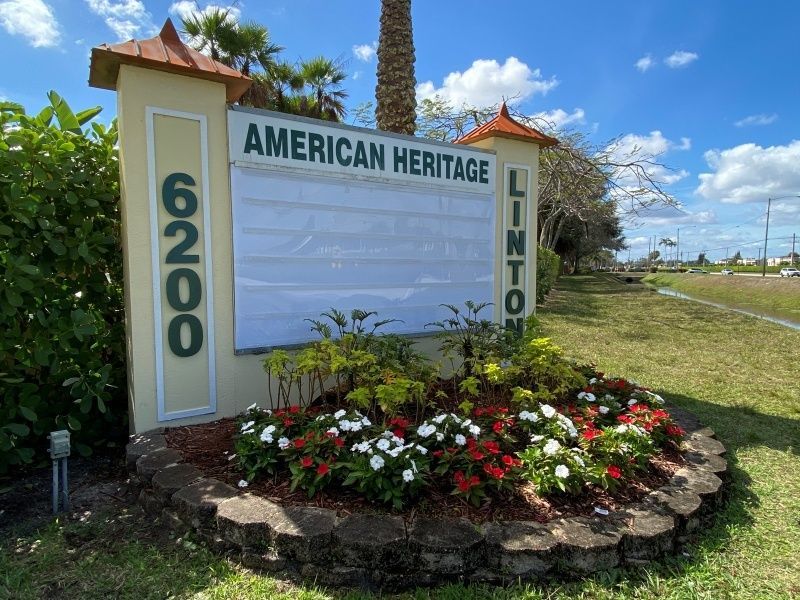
[
  {"x1": 375, "y1": 0, "x2": 417, "y2": 134},
  {"x1": 181, "y1": 6, "x2": 235, "y2": 61},
  {"x1": 732, "y1": 250, "x2": 742, "y2": 264},
  {"x1": 300, "y1": 56, "x2": 348, "y2": 121},
  {"x1": 659, "y1": 238, "x2": 676, "y2": 265},
  {"x1": 697, "y1": 252, "x2": 706, "y2": 266},
  {"x1": 648, "y1": 250, "x2": 660, "y2": 262}
]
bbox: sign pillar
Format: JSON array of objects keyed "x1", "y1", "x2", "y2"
[{"x1": 457, "y1": 103, "x2": 558, "y2": 332}]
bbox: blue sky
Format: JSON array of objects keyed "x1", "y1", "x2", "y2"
[{"x1": 1, "y1": 0, "x2": 799, "y2": 263}]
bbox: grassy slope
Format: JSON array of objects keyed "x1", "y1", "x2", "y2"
[
  {"x1": 2, "y1": 274, "x2": 800, "y2": 599},
  {"x1": 643, "y1": 272, "x2": 800, "y2": 322}
]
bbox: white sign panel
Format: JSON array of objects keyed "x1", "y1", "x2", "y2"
[{"x1": 228, "y1": 109, "x2": 496, "y2": 352}]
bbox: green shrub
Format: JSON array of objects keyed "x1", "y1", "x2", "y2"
[
  {"x1": 536, "y1": 245, "x2": 560, "y2": 303},
  {"x1": 0, "y1": 93, "x2": 126, "y2": 472}
]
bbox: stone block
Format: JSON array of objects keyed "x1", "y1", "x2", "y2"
[
  {"x1": 216, "y1": 494, "x2": 275, "y2": 550},
  {"x1": 550, "y1": 517, "x2": 621, "y2": 574},
  {"x1": 269, "y1": 506, "x2": 338, "y2": 563},
  {"x1": 334, "y1": 513, "x2": 410, "y2": 570},
  {"x1": 126, "y1": 430, "x2": 166, "y2": 470},
  {"x1": 670, "y1": 467, "x2": 724, "y2": 508},
  {"x1": 172, "y1": 478, "x2": 238, "y2": 530},
  {"x1": 683, "y1": 435, "x2": 726, "y2": 456},
  {"x1": 138, "y1": 488, "x2": 164, "y2": 516},
  {"x1": 484, "y1": 520, "x2": 558, "y2": 578},
  {"x1": 616, "y1": 506, "x2": 675, "y2": 561},
  {"x1": 300, "y1": 563, "x2": 371, "y2": 588},
  {"x1": 409, "y1": 517, "x2": 485, "y2": 575},
  {"x1": 683, "y1": 451, "x2": 728, "y2": 480},
  {"x1": 240, "y1": 548, "x2": 291, "y2": 573},
  {"x1": 151, "y1": 463, "x2": 204, "y2": 502},
  {"x1": 136, "y1": 448, "x2": 182, "y2": 483},
  {"x1": 644, "y1": 488, "x2": 703, "y2": 535}
]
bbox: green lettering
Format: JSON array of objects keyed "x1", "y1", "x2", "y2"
[
  {"x1": 243, "y1": 123, "x2": 263, "y2": 155},
  {"x1": 290, "y1": 129, "x2": 306, "y2": 160},
  {"x1": 505, "y1": 317, "x2": 524, "y2": 336},
  {"x1": 336, "y1": 138, "x2": 352, "y2": 166},
  {"x1": 505, "y1": 289, "x2": 525, "y2": 315},
  {"x1": 308, "y1": 133, "x2": 325, "y2": 162},
  {"x1": 507, "y1": 229, "x2": 525, "y2": 256},
  {"x1": 422, "y1": 151, "x2": 435, "y2": 177},
  {"x1": 479, "y1": 160, "x2": 489, "y2": 184},
  {"x1": 507, "y1": 259, "x2": 524, "y2": 286},
  {"x1": 509, "y1": 169, "x2": 525, "y2": 197},
  {"x1": 453, "y1": 157, "x2": 465, "y2": 181},
  {"x1": 394, "y1": 147, "x2": 408, "y2": 173},
  {"x1": 409, "y1": 148, "x2": 421, "y2": 175},
  {"x1": 369, "y1": 142, "x2": 385, "y2": 170},
  {"x1": 466, "y1": 158, "x2": 478, "y2": 182},
  {"x1": 353, "y1": 140, "x2": 369, "y2": 168},
  {"x1": 264, "y1": 126, "x2": 288, "y2": 158}
]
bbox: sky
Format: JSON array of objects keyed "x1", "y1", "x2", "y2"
[{"x1": 1, "y1": 0, "x2": 799, "y2": 264}]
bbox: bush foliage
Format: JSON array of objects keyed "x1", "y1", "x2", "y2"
[
  {"x1": 536, "y1": 244, "x2": 561, "y2": 303},
  {"x1": 0, "y1": 93, "x2": 126, "y2": 472}
]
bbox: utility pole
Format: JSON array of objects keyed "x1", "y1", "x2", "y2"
[
  {"x1": 762, "y1": 198, "x2": 771, "y2": 277},
  {"x1": 792, "y1": 233, "x2": 796, "y2": 266}
]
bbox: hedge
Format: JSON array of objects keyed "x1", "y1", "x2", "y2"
[
  {"x1": 0, "y1": 93, "x2": 126, "y2": 472},
  {"x1": 536, "y1": 245, "x2": 560, "y2": 304}
]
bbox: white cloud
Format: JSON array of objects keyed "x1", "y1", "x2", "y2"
[
  {"x1": 352, "y1": 71, "x2": 362, "y2": 80},
  {"x1": 352, "y1": 42, "x2": 376, "y2": 62},
  {"x1": 530, "y1": 107, "x2": 585, "y2": 130},
  {"x1": 635, "y1": 55, "x2": 655, "y2": 72},
  {"x1": 416, "y1": 57, "x2": 557, "y2": 107},
  {"x1": 734, "y1": 113, "x2": 778, "y2": 127},
  {"x1": 169, "y1": 1, "x2": 240, "y2": 23},
  {"x1": 664, "y1": 50, "x2": 698, "y2": 68},
  {"x1": 86, "y1": 0, "x2": 156, "y2": 41},
  {"x1": 0, "y1": 0, "x2": 61, "y2": 48},
  {"x1": 608, "y1": 130, "x2": 692, "y2": 190},
  {"x1": 697, "y1": 140, "x2": 800, "y2": 203}
]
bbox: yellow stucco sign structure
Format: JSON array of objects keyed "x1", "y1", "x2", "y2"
[{"x1": 89, "y1": 20, "x2": 556, "y2": 434}]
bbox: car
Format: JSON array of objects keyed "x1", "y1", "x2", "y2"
[
  {"x1": 721, "y1": 268, "x2": 734, "y2": 275},
  {"x1": 779, "y1": 267, "x2": 800, "y2": 277},
  {"x1": 686, "y1": 268, "x2": 709, "y2": 274}
]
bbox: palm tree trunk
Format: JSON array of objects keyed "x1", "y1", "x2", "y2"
[{"x1": 376, "y1": 0, "x2": 417, "y2": 135}]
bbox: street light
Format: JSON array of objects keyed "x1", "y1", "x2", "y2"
[
  {"x1": 762, "y1": 195, "x2": 800, "y2": 276},
  {"x1": 677, "y1": 225, "x2": 697, "y2": 270}
]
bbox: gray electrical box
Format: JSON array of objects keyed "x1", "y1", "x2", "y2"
[{"x1": 48, "y1": 430, "x2": 71, "y2": 459}]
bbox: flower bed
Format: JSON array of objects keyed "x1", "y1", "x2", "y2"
[
  {"x1": 123, "y1": 305, "x2": 730, "y2": 588},
  {"x1": 229, "y1": 305, "x2": 686, "y2": 511}
]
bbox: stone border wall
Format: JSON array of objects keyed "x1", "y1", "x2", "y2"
[{"x1": 126, "y1": 409, "x2": 728, "y2": 590}]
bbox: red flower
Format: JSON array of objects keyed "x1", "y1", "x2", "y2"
[
  {"x1": 393, "y1": 428, "x2": 405, "y2": 439},
  {"x1": 666, "y1": 424, "x2": 684, "y2": 437},
  {"x1": 501, "y1": 454, "x2": 514, "y2": 466},
  {"x1": 454, "y1": 470, "x2": 465, "y2": 484},
  {"x1": 466, "y1": 438, "x2": 478, "y2": 450},
  {"x1": 469, "y1": 475, "x2": 480, "y2": 486},
  {"x1": 491, "y1": 467, "x2": 505, "y2": 479},
  {"x1": 288, "y1": 405, "x2": 300, "y2": 414},
  {"x1": 483, "y1": 441, "x2": 501, "y2": 455},
  {"x1": 305, "y1": 431, "x2": 315, "y2": 440},
  {"x1": 316, "y1": 463, "x2": 329, "y2": 476},
  {"x1": 283, "y1": 418, "x2": 294, "y2": 426},
  {"x1": 274, "y1": 409, "x2": 285, "y2": 417},
  {"x1": 582, "y1": 429, "x2": 601, "y2": 441},
  {"x1": 458, "y1": 480, "x2": 470, "y2": 492},
  {"x1": 470, "y1": 449, "x2": 485, "y2": 461},
  {"x1": 293, "y1": 438, "x2": 306, "y2": 449},
  {"x1": 300, "y1": 456, "x2": 313, "y2": 468},
  {"x1": 389, "y1": 417, "x2": 410, "y2": 429},
  {"x1": 617, "y1": 414, "x2": 633, "y2": 424},
  {"x1": 607, "y1": 465, "x2": 622, "y2": 479},
  {"x1": 433, "y1": 450, "x2": 444, "y2": 458},
  {"x1": 492, "y1": 421, "x2": 504, "y2": 434},
  {"x1": 334, "y1": 437, "x2": 344, "y2": 448},
  {"x1": 497, "y1": 407, "x2": 509, "y2": 414},
  {"x1": 652, "y1": 409, "x2": 669, "y2": 419},
  {"x1": 483, "y1": 462, "x2": 494, "y2": 475},
  {"x1": 630, "y1": 403, "x2": 649, "y2": 413},
  {"x1": 474, "y1": 407, "x2": 485, "y2": 417}
]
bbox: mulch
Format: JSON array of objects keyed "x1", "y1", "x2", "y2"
[{"x1": 165, "y1": 418, "x2": 685, "y2": 524}]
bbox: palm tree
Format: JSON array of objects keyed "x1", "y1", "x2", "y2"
[
  {"x1": 375, "y1": 0, "x2": 417, "y2": 134},
  {"x1": 300, "y1": 57, "x2": 348, "y2": 121},
  {"x1": 659, "y1": 237, "x2": 676, "y2": 266},
  {"x1": 181, "y1": 6, "x2": 235, "y2": 61},
  {"x1": 221, "y1": 22, "x2": 282, "y2": 77}
]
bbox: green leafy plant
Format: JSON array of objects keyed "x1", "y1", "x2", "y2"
[{"x1": 0, "y1": 93, "x2": 124, "y2": 472}]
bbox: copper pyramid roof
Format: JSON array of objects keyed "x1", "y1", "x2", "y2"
[
  {"x1": 456, "y1": 102, "x2": 558, "y2": 148},
  {"x1": 89, "y1": 19, "x2": 252, "y2": 103}
]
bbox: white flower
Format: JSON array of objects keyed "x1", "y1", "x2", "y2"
[
  {"x1": 615, "y1": 424, "x2": 629, "y2": 434},
  {"x1": 387, "y1": 447, "x2": 402, "y2": 458},
  {"x1": 433, "y1": 414, "x2": 447, "y2": 424},
  {"x1": 645, "y1": 390, "x2": 665, "y2": 404},
  {"x1": 402, "y1": 469, "x2": 414, "y2": 482},
  {"x1": 391, "y1": 435, "x2": 404, "y2": 446},
  {"x1": 461, "y1": 419, "x2": 473, "y2": 428},
  {"x1": 500, "y1": 359, "x2": 512, "y2": 368},
  {"x1": 554, "y1": 464, "x2": 570, "y2": 479},
  {"x1": 361, "y1": 416, "x2": 372, "y2": 426},
  {"x1": 578, "y1": 391, "x2": 596, "y2": 402},
  {"x1": 589, "y1": 377, "x2": 597, "y2": 385},
  {"x1": 572, "y1": 453, "x2": 586, "y2": 468},
  {"x1": 352, "y1": 441, "x2": 371, "y2": 454},
  {"x1": 334, "y1": 409, "x2": 347, "y2": 419},
  {"x1": 543, "y1": 439, "x2": 561, "y2": 456},
  {"x1": 454, "y1": 434, "x2": 467, "y2": 446},
  {"x1": 436, "y1": 432, "x2": 445, "y2": 442},
  {"x1": 417, "y1": 423, "x2": 437, "y2": 438},
  {"x1": 604, "y1": 394, "x2": 614, "y2": 401},
  {"x1": 415, "y1": 444, "x2": 428, "y2": 455},
  {"x1": 369, "y1": 455, "x2": 385, "y2": 471},
  {"x1": 349, "y1": 420, "x2": 363, "y2": 432},
  {"x1": 531, "y1": 434, "x2": 545, "y2": 443},
  {"x1": 468, "y1": 424, "x2": 481, "y2": 437},
  {"x1": 240, "y1": 420, "x2": 255, "y2": 433},
  {"x1": 278, "y1": 437, "x2": 290, "y2": 449},
  {"x1": 376, "y1": 438, "x2": 391, "y2": 451},
  {"x1": 327, "y1": 427, "x2": 339, "y2": 437},
  {"x1": 339, "y1": 420, "x2": 352, "y2": 431},
  {"x1": 246, "y1": 403, "x2": 257, "y2": 411},
  {"x1": 237, "y1": 479, "x2": 249, "y2": 488},
  {"x1": 540, "y1": 404, "x2": 556, "y2": 419},
  {"x1": 599, "y1": 405, "x2": 610, "y2": 415},
  {"x1": 628, "y1": 399, "x2": 637, "y2": 406},
  {"x1": 259, "y1": 428, "x2": 273, "y2": 443},
  {"x1": 518, "y1": 410, "x2": 539, "y2": 423}
]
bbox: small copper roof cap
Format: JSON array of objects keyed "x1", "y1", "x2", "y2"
[
  {"x1": 89, "y1": 19, "x2": 252, "y2": 103},
  {"x1": 456, "y1": 102, "x2": 559, "y2": 148}
]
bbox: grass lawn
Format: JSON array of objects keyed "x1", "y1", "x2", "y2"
[
  {"x1": 2, "y1": 274, "x2": 799, "y2": 599},
  {"x1": 642, "y1": 272, "x2": 800, "y2": 324}
]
